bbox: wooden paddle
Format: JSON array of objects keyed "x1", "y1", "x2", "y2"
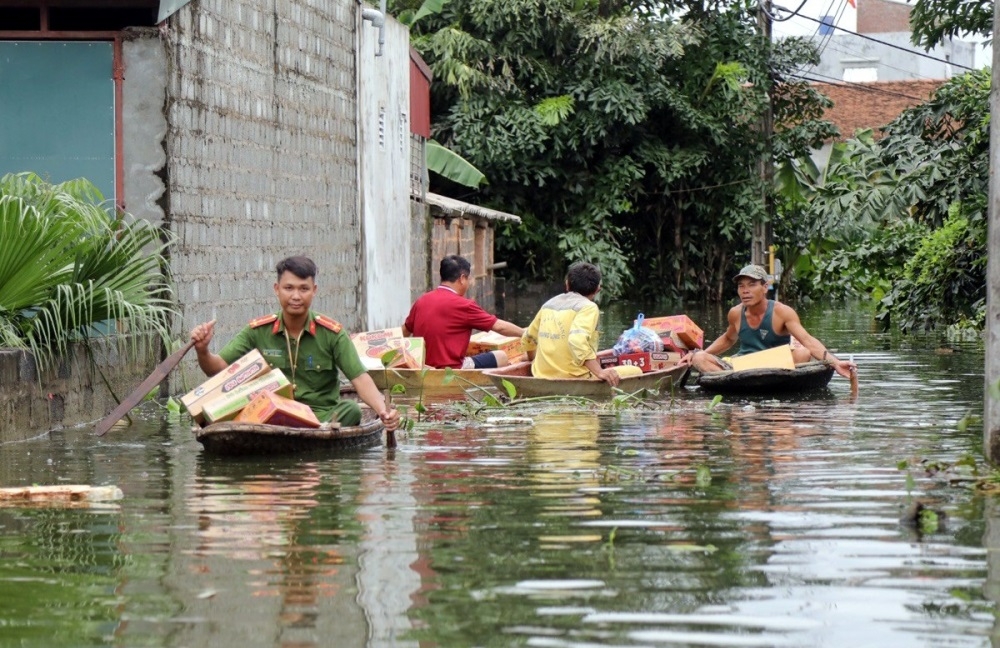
[
  {"x1": 93, "y1": 339, "x2": 196, "y2": 436},
  {"x1": 849, "y1": 354, "x2": 859, "y2": 400}
]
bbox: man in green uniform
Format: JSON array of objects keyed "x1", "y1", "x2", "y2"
[{"x1": 189, "y1": 256, "x2": 399, "y2": 430}]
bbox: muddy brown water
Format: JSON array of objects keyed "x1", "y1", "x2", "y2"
[{"x1": 0, "y1": 301, "x2": 996, "y2": 647}]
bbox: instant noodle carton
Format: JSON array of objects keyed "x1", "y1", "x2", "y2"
[
  {"x1": 640, "y1": 315, "x2": 704, "y2": 350},
  {"x1": 181, "y1": 349, "x2": 271, "y2": 424},
  {"x1": 233, "y1": 390, "x2": 321, "y2": 428},
  {"x1": 350, "y1": 328, "x2": 425, "y2": 370},
  {"x1": 201, "y1": 368, "x2": 293, "y2": 423},
  {"x1": 466, "y1": 331, "x2": 526, "y2": 363}
]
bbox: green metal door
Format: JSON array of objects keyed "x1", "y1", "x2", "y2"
[{"x1": 0, "y1": 41, "x2": 115, "y2": 202}]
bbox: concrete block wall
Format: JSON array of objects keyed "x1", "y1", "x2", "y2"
[
  {"x1": 410, "y1": 200, "x2": 431, "y2": 303},
  {"x1": 0, "y1": 341, "x2": 156, "y2": 441},
  {"x1": 161, "y1": 0, "x2": 362, "y2": 387}
]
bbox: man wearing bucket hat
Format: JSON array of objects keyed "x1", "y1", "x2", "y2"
[{"x1": 679, "y1": 264, "x2": 857, "y2": 379}]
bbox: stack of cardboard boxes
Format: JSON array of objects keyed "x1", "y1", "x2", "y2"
[
  {"x1": 182, "y1": 350, "x2": 319, "y2": 428},
  {"x1": 602, "y1": 315, "x2": 704, "y2": 373}
]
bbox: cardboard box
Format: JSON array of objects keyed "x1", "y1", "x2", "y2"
[
  {"x1": 382, "y1": 338, "x2": 425, "y2": 369},
  {"x1": 640, "y1": 315, "x2": 704, "y2": 350},
  {"x1": 233, "y1": 390, "x2": 321, "y2": 428},
  {"x1": 466, "y1": 331, "x2": 526, "y2": 363},
  {"x1": 181, "y1": 349, "x2": 271, "y2": 423},
  {"x1": 350, "y1": 328, "x2": 425, "y2": 370},
  {"x1": 729, "y1": 345, "x2": 795, "y2": 372},
  {"x1": 201, "y1": 368, "x2": 294, "y2": 423},
  {"x1": 617, "y1": 351, "x2": 684, "y2": 373}
]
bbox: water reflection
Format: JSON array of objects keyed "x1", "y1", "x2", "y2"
[{"x1": 0, "y1": 303, "x2": 997, "y2": 646}]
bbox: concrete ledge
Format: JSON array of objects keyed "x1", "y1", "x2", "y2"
[{"x1": 0, "y1": 339, "x2": 158, "y2": 442}]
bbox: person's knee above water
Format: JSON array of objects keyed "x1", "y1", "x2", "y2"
[
  {"x1": 403, "y1": 254, "x2": 525, "y2": 369},
  {"x1": 520, "y1": 261, "x2": 624, "y2": 386},
  {"x1": 188, "y1": 255, "x2": 400, "y2": 431},
  {"x1": 679, "y1": 264, "x2": 857, "y2": 379}
]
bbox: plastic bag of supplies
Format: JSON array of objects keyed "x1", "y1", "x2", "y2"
[{"x1": 612, "y1": 314, "x2": 664, "y2": 356}]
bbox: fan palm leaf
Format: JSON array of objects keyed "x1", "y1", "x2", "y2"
[{"x1": 0, "y1": 173, "x2": 175, "y2": 370}]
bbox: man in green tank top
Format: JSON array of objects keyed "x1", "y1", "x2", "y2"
[{"x1": 679, "y1": 265, "x2": 856, "y2": 379}]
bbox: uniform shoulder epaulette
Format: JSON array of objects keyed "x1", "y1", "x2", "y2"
[
  {"x1": 249, "y1": 314, "x2": 278, "y2": 329},
  {"x1": 314, "y1": 314, "x2": 342, "y2": 333}
]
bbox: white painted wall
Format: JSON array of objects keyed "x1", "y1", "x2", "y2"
[{"x1": 358, "y1": 15, "x2": 412, "y2": 330}]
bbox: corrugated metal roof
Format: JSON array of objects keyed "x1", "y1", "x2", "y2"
[{"x1": 426, "y1": 192, "x2": 522, "y2": 224}]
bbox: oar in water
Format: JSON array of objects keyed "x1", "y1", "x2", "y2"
[
  {"x1": 849, "y1": 354, "x2": 858, "y2": 400},
  {"x1": 93, "y1": 339, "x2": 196, "y2": 436}
]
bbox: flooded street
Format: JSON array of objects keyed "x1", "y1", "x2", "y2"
[{"x1": 0, "y1": 302, "x2": 996, "y2": 646}]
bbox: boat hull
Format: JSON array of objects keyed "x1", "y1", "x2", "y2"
[
  {"x1": 485, "y1": 361, "x2": 688, "y2": 399},
  {"x1": 696, "y1": 361, "x2": 835, "y2": 395},
  {"x1": 367, "y1": 367, "x2": 495, "y2": 398},
  {"x1": 194, "y1": 409, "x2": 384, "y2": 456}
]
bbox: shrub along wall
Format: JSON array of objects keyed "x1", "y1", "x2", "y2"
[{"x1": 0, "y1": 340, "x2": 157, "y2": 443}]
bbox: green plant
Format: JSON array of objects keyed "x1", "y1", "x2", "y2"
[{"x1": 0, "y1": 172, "x2": 174, "y2": 370}]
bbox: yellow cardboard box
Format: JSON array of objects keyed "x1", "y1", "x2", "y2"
[
  {"x1": 466, "y1": 331, "x2": 525, "y2": 363},
  {"x1": 233, "y1": 390, "x2": 321, "y2": 428},
  {"x1": 729, "y1": 345, "x2": 795, "y2": 372},
  {"x1": 181, "y1": 349, "x2": 271, "y2": 423},
  {"x1": 201, "y1": 368, "x2": 294, "y2": 423}
]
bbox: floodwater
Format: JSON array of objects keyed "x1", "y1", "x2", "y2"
[{"x1": 0, "y1": 300, "x2": 997, "y2": 647}]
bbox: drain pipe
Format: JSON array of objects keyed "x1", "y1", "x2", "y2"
[{"x1": 360, "y1": 0, "x2": 386, "y2": 57}]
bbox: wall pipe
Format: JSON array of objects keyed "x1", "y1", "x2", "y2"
[{"x1": 360, "y1": 0, "x2": 386, "y2": 57}]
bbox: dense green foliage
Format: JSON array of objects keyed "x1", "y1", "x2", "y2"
[
  {"x1": 779, "y1": 69, "x2": 990, "y2": 332},
  {"x1": 394, "y1": 0, "x2": 834, "y2": 301},
  {"x1": 910, "y1": 0, "x2": 993, "y2": 51},
  {"x1": 0, "y1": 173, "x2": 175, "y2": 368}
]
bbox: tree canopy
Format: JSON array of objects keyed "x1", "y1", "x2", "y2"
[{"x1": 395, "y1": 0, "x2": 834, "y2": 301}]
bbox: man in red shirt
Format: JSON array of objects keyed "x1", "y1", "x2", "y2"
[{"x1": 404, "y1": 255, "x2": 524, "y2": 369}]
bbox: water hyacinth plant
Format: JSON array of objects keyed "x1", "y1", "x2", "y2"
[{"x1": 0, "y1": 172, "x2": 175, "y2": 370}]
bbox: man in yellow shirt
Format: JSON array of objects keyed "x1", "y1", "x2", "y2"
[{"x1": 521, "y1": 262, "x2": 621, "y2": 386}]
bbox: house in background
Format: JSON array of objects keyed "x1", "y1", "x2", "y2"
[
  {"x1": 0, "y1": 0, "x2": 519, "y2": 433},
  {"x1": 808, "y1": 0, "x2": 976, "y2": 82}
]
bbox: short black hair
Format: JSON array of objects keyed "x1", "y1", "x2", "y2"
[
  {"x1": 276, "y1": 256, "x2": 318, "y2": 281},
  {"x1": 566, "y1": 262, "x2": 601, "y2": 296},
  {"x1": 440, "y1": 255, "x2": 472, "y2": 282}
]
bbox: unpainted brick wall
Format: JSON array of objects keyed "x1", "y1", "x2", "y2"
[
  {"x1": 857, "y1": 0, "x2": 912, "y2": 34},
  {"x1": 430, "y1": 216, "x2": 498, "y2": 312},
  {"x1": 161, "y1": 0, "x2": 362, "y2": 387}
]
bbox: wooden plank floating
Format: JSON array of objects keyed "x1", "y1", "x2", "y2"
[{"x1": 0, "y1": 485, "x2": 124, "y2": 505}]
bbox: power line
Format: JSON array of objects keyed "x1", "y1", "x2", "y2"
[{"x1": 771, "y1": 4, "x2": 977, "y2": 72}]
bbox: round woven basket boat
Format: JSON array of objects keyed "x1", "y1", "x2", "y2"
[
  {"x1": 194, "y1": 408, "x2": 384, "y2": 456},
  {"x1": 696, "y1": 361, "x2": 835, "y2": 395}
]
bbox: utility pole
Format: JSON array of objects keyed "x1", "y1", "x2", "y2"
[
  {"x1": 984, "y1": 0, "x2": 1000, "y2": 462},
  {"x1": 752, "y1": 0, "x2": 774, "y2": 267}
]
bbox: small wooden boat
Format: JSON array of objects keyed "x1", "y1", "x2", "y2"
[
  {"x1": 367, "y1": 366, "x2": 495, "y2": 398},
  {"x1": 485, "y1": 360, "x2": 688, "y2": 400},
  {"x1": 695, "y1": 361, "x2": 835, "y2": 395},
  {"x1": 194, "y1": 409, "x2": 384, "y2": 456}
]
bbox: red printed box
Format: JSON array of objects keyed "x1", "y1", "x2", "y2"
[
  {"x1": 233, "y1": 390, "x2": 321, "y2": 428},
  {"x1": 640, "y1": 315, "x2": 704, "y2": 350},
  {"x1": 617, "y1": 351, "x2": 685, "y2": 373}
]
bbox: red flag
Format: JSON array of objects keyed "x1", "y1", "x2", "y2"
[{"x1": 847, "y1": 0, "x2": 856, "y2": 8}]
